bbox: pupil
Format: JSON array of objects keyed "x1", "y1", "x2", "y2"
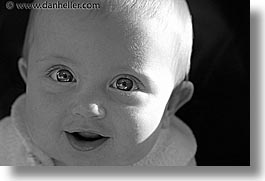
[
  {"x1": 117, "y1": 78, "x2": 133, "y2": 91},
  {"x1": 57, "y1": 70, "x2": 72, "y2": 82}
]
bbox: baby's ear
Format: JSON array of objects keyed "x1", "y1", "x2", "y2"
[
  {"x1": 166, "y1": 81, "x2": 194, "y2": 117},
  {"x1": 18, "y1": 57, "x2": 28, "y2": 83}
]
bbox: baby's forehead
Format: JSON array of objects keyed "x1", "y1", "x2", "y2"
[
  {"x1": 25, "y1": 0, "x2": 191, "y2": 84},
  {"x1": 30, "y1": 4, "x2": 180, "y2": 56},
  {"x1": 30, "y1": 0, "x2": 187, "y2": 34}
]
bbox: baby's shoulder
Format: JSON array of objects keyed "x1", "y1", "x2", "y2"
[
  {"x1": 134, "y1": 116, "x2": 197, "y2": 166},
  {"x1": 0, "y1": 117, "x2": 28, "y2": 165},
  {"x1": 0, "y1": 117, "x2": 14, "y2": 165},
  {"x1": 169, "y1": 116, "x2": 197, "y2": 161},
  {"x1": 0, "y1": 116, "x2": 15, "y2": 144},
  {"x1": 170, "y1": 116, "x2": 196, "y2": 143}
]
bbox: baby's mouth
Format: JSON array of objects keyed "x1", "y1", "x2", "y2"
[{"x1": 65, "y1": 131, "x2": 109, "y2": 152}]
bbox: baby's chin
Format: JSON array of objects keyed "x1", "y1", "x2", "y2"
[
  {"x1": 52, "y1": 152, "x2": 145, "y2": 166},
  {"x1": 52, "y1": 158, "x2": 134, "y2": 166},
  {"x1": 50, "y1": 143, "x2": 156, "y2": 166}
]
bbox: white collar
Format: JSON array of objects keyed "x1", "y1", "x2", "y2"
[{"x1": 11, "y1": 94, "x2": 196, "y2": 166}]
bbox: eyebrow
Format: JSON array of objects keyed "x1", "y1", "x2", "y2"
[{"x1": 36, "y1": 55, "x2": 77, "y2": 65}]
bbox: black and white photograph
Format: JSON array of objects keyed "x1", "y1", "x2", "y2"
[{"x1": 0, "y1": 0, "x2": 249, "y2": 167}]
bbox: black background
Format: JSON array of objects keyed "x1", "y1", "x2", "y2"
[{"x1": 0, "y1": 0, "x2": 249, "y2": 166}]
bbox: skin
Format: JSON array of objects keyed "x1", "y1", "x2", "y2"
[{"x1": 18, "y1": 9, "x2": 193, "y2": 165}]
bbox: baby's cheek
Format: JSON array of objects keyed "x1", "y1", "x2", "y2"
[
  {"x1": 26, "y1": 73, "x2": 69, "y2": 140},
  {"x1": 42, "y1": 91, "x2": 69, "y2": 107},
  {"x1": 32, "y1": 87, "x2": 70, "y2": 123},
  {"x1": 127, "y1": 103, "x2": 165, "y2": 143},
  {"x1": 25, "y1": 90, "x2": 65, "y2": 146}
]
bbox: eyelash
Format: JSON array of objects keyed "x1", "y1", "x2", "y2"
[
  {"x1": 46, "y1": 65, "x2": 77, "y2": 83},
  {"x1": 110, "y1": 74, "x2": 143, "y2": 92},
  {"x1": 45, "y1": 66, "x2": 143, "y2": 91}
]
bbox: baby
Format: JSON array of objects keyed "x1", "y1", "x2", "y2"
[{"x1": 0, "y1": 0, "x2": 196, "y2": 166}]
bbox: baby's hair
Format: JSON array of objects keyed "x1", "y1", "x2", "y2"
[{"x1": 22, "y1": 0, "x2": 193, "y2": 86}]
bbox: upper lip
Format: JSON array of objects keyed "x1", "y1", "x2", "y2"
[
  {"x1": 62, "y1": 120, "x2": 112, "y2": 137},
  {"x1": 64, "y1": 128, "x2": 111, "y2": 137}
]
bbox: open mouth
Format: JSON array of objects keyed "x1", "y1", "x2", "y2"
[{"x1": 65, "y1": 131, "x2": 109, "y2": 152}]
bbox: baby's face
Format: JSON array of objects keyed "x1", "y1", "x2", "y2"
[{"x1": 24, "y1": 10, "x2": 178, "y2": 165}]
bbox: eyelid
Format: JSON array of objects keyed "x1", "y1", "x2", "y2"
[
  {"x1": 110, "y1": 74, "x2": 144, "y2": 91},
  {"x1": 46, "y1": 64, "x2": 77, "y2": 82}
]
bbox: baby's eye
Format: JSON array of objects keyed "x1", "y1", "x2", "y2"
[
  {"x1": 110, "y1": 75, "x2": 141, "y2": 91},
  {"x1": 49, "y1": 67, "x2": 76, "y2": 83},
  {"x1": 116, "y1": 78, "x2": 134, "y2": 91}
]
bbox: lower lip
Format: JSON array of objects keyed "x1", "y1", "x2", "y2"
[{"x1": 65, "y1": 132, "x2": 109, "y2": 152}]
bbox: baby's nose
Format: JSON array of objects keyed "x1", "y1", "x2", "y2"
[{"x1": 72, "y1": 104, "x2": 106, "y2": 119}]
